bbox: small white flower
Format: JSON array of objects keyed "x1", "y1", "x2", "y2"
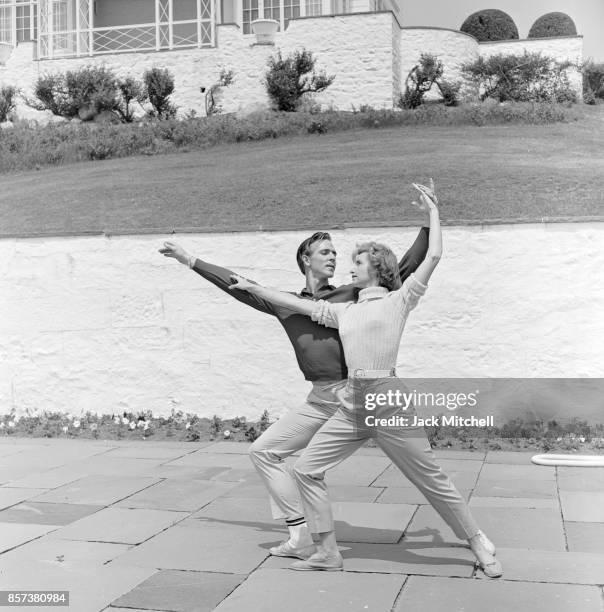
[
  {"x1": 113, "y1": 416, "x2": 120, "y2": 424},
  {"x1": 14, "y1": 415, "x2": 21, "y2": 423},
  {"x1": 122, "y1": 417, "x2": 129, "y2": 425},
  {"x1": 185, "y1": 422, "x2": 191, "y2": 429},
  {"x1": 62, "y1": 425, "x2": 68, "y2": 433},
  {"x1": 73, "y1": 420, "x2": 81, "y2": 428},
  {"x1": 143, "y1": 422, "x2": 150, "y2": 431},
  {"x1": 8, "y1": 421, "x2": 15, "y2": 428},
  {"x1": 579, "y1": 436, "x2": 586, "y2": 443},
  {"x1": 90, "y1": 423, "x2": 98, "y2": 431},
  {"x1": 0, "y1": 423, "x2": 4, "y2": 429},
  {"x1": 129, "y1": 421, "x2": 136, "y2": 430},
  {"x1": 136, "y1": 420, "x2": 145, "y2": 428},
  {"x1": 65, "y1": 414, "x2": 74, "y2": 421},
  {"x1": 223, "y1": 430, "x2": 231, "y2": 439}
]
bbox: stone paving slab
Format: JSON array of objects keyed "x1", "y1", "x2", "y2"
[
  {"x1": 484, "y1": 451, "x2": 538, "y2": 464},
  {"x1": 213, "y1": 569, "x2": 405, "y2": 612},
  {"x1": 163, "y1": 453, "x2": 252, "y2": 469},
  {"x1": 1, "y1": 465, "x2": 89, "y2": 489},
  {"x1": 560, "y1": 491, "x2": 604, "y2": 522},
  {"x1": 404, "y1": 506, "x2": 566, "y2": 551},
  {"x1": 111, "y1": 569, "x2": 246, "y2": 612},
  {"x1": 433, "y1": 450, "x2": 487, "y2": 460},
  {"x1": 565, "y1": 521, "x2": 604, "y2": 553},
  {"x1": 436, "y1": 459, "x2": 484, "y2": 472},
  {"x1": 0, "y1": 501, "x2": 104, "y2": 525},
  {"x1": 103, "y1": 446, "x2": 197, "y2": 460},
  {"x1": 115, "y1": 480, "x2": 237, "y2": 512},
  {"x1": 469, "y1": 496, "x2": 559, "y2": 509},
  {"x1": 0, "y1": 522, "x2": 59, "y2": 553},
  {"x1": 0, "y1": 535, "x2": 130, "y2": 568},
  {"x1": 373, "y1": 465, "x2": 478, "y2": 489},
  {"x1": 209, "y1": 468, "x2": 260, "y2": 482},
  {"x1": 376, "y1": 486, "x2": 472, "y2": 505},
  {"x1": 262, "y1": 542, "x2": 476, "y2": 577},
  {"x1": 474, "y1": 548, "x2": 604, "y2": 585},
  {"x1": 324, "y1": 455, "x2": 392, "y2": 486},
  {"x1": 67, "y1": 456, "x2": 168, "y2": 476},
  {"x1": 110, "y1": 523, "x2": 273, "y2": 574},
  {"x1": 31, "y1": 475, "x2": 162, "y2": 505},
  {"x1": 0, "y1": 487, "x2": 49, "y2": 509},
  {"x1": 557, "y1": 467, "x2": 604, "y2": 491},
  {"x1": 395, "y1": 576, "x2": 604, "y2": 612},
  {"x1": 0, "y1": 559, "x2": 156, "y2": 612},
  {"x1": 331, "y1": 501, "x2": 416, "y2": 543},
  {"x1": 473, "y1": 478, "x2": 558, "y2": 498},
  {"x1": 479, "y1": 463, "x2": 556, "y2": 481},
  {"x1": 198, "y1": 442, "x2": 251, "y2": 454},
  {"x1": 191, "y1": 496, "x2": 275, "y2": 525},
  {"x1": 53, "y1": 507, "x2": 189, "y2": 544}
]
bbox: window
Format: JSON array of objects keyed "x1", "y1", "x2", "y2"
[{"x1": 242, "y1": 0, "x2": 258, "y2": 34}]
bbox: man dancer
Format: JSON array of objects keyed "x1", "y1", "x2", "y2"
[{"x1": 159, "y1": 225, "x2": 428, "y2": 558}]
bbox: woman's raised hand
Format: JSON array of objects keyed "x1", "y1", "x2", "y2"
[{"x1": 411, "y1": 178, "x2": 439, "y2": 212}]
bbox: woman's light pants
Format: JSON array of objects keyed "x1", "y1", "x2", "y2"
[{"x1": 293, "y1": 378, "x2": 481, "y2": 540}]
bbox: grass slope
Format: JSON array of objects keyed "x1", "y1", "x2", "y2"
[{"x1": 1, "y1": 113, "x2": 603, "y2": 237}]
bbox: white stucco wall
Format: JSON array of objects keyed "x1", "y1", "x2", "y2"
[
  {"x1": 398, "y1": 27, "x2": 478, "y2": 100},
  {"x1": 0, "y1": 12, "x2": 583, "y2": 120},
  {"x1": 1, "y1": 222, "x2": 603, "y2": 420},
  {"x1": 0, "y1": 13, "x2": 395, "y2": 120}
]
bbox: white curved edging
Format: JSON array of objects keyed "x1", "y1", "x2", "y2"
[{"x1": 531, "y1": 454, "x2": 604, "y2": 467}]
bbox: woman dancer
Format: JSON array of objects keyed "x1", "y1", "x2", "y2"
[{"x1": 229, "y1": 180, "x2": 502, "y2": 578}]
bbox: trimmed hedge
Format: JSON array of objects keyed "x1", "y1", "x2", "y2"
[
  {"x1": 460, "y1": 9, "x2": 519, "y2": 42},
  {"x1": 528, "y1": 12, "x2": 577, "y2": 38}
]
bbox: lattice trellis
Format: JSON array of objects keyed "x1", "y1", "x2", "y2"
[{"x1": 37, "y1": 0, "x2": 215, "y2": 59}]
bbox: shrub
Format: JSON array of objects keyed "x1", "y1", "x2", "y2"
[
  {"x1": 29, "y1": 66, "x2": 120, "y2": 120},
  {"x1": 436, "y1": 80, "x2": 461, "y2": 107},
  {"x1": 460, "y1": 9, "x2": 519, "y2": 42},
  {"x1": 462, "y1": 51, "x2": 578, "y2": 103},
  {"x1": 115, "y1": 76, "x2": 147, "y2": 122},
  {"x1": 143, "y1": 67, "x2": 177, "y2": 119},
  {"x1": 528, "y1": 12, "x2": 577, "y2": 38},
  {"x1": 399, "y1": 53, "x2": 444, "y2": 109},
  {"x1": 265, "y1": 48, "x2": 335, "y2": 112},
  {"x1": 0, "y1": 85, "x2": 18, "y2": 122},
  {"x1": 582, "y1": 60, "x2": 604, "y2": 103},
  {"x1": 202, "y1": 68, "x2": 235, "y2": 116}
]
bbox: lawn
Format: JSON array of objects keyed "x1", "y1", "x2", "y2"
[{"x1": 1, "y1": 107, "x2": 603, "y2": 237}]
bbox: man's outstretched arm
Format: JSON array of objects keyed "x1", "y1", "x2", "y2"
[
  {"x1": 159, "y1": 241, "x2": 276, "y2": 316},
  {"x1": 399, "y1": 226, "x2": 429, "y2": 284}
]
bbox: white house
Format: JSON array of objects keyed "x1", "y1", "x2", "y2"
[{"x1": 0, "y1": 0, "x2": 583, "y2": 118}]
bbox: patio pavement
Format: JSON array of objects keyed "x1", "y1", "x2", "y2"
[{"x1": 0, "y1": 437, "x2": 603, "y2": 612}]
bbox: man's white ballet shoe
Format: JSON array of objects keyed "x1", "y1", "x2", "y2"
[
  {"x1": 269, "y1": 540, "x2": 316, "y2": 560},
  {"x1": 476, "y1": 557, "x2": 503, "y2": 579},
  {"x1": 289, "y1": 551, "x2": 344, "y2": 571}
]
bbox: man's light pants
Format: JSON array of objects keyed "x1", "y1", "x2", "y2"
[
  {"x1": 293, "y1": 378, "x2": 481, "y2": 540},
  {"x1": 249, "y1": 380, "x2": 345, "y2": 521}
]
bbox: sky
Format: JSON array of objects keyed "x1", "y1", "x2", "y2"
[{"x1": 401, "y1": 0, "x2": 604, "y2": 60}]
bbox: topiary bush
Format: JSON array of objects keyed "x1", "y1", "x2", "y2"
[
  {"x1": 528, "y1": 12, "x2": 577, "y2": 39},
  {"x1": 460, "y1": 9, "x2": 519, "y2": 42},
  {"x1": 264, "y1": 48, "x2": 335, "y2": 112}
]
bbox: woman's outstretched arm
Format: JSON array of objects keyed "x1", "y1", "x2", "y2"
[
  {"x1": 410, "y1": 179, "x2": 442, "y2": 286},
  {"x1": 228, "y1": 275, "x2": 316, "y2": 317}
]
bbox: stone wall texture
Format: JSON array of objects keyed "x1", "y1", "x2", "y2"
[
  {"x1": 1, "y1": 222, "x2": 602, "y2": 420},
  {"x1": 0, "y1": 13, "x2": 583, "y2": 120}
]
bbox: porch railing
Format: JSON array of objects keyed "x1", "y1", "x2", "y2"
[{"x1": 37, "y1": 0, "x2": 214, "y2": 59}]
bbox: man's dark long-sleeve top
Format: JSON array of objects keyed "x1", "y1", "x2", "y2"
[{"x1": 191, "y1": 227, "x2": 429, "y2": 382}]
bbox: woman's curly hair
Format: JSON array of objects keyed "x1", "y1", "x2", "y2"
[{"x1": 352, "y1": 242, "x2": 401, "y2": 291}]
